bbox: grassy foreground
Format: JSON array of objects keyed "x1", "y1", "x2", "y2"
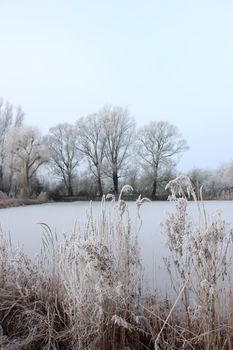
[{"x1": 1, "y1": 178, "x2": 233, "y2": 349}]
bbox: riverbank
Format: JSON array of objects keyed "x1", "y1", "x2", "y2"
[
  {"x1": 52, "y1": 194, "x2": 233, "y2": 202},
  {"x1": 1, "y1": 193, "x2": 232, "y2": 210},
  {"x1": 0, "y1": 197, "x2": 48, "y2": 209}
]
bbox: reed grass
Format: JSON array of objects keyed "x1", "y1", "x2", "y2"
[
  {"x1": 0, "y1": 179, "x2": 233, "y2": 349},
  {"x1": 0, "y1": 196, "x2": 48, "y2": 209}
]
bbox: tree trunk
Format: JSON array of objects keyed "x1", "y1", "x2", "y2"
[
  {"x1": 152, "y1": 165, "x2": 159, "y2": 198},
  {"x1": 68, "y1": 186, "x2": 73, "y2": 196},
  {"x1": 0, "y1": 166, "x2": 3, "y2": 191},
  {"x1": 7, "y1": 168, "x2": 14, "y2": 196},
  {"x1": 97, "y1": 171, "x2": 103, "y2": 197},
  {"x1": 67, "y1": 175, "x2": 73, "y2": 196},
  {"x1": 113, "y1": 171, "x2": 119, "y2": 195},
  {"x1": 152, "y1": 178, "x2": 157, "y2": 198},
  {"x1": 23, "y1": 165, "x2": 30, "y2": 198}
]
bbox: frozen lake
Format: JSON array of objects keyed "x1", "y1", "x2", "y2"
[{"x1": 0, "y1": 200, "x2": 233, "y2": 292}]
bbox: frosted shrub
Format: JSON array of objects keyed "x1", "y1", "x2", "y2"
[{"x1": 0, "y1": 191, "x2": 8, "y2": 200}]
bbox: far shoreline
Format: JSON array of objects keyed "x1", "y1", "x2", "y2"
[{"x1": 1, "y1": 194, "x2": 233, "y2": 209}]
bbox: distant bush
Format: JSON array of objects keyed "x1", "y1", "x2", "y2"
[
  {"x1": 37, "y1": 191, "x2": 48, "y2": 201},
  {"x1": 0, "y1": 191, "x2": 8, "y2": 200}
]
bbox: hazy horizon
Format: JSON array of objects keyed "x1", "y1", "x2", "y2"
[{"x1": 1, "y1": 0, "x2": 233, "y2": 172}]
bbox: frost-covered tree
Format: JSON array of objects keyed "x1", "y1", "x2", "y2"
[
  {"x1": 188, "y1": 163, "x2": 233, "y2": 199},
  {"x1": 101, "y1": 105, "x2": 135, "y2": 195},
  {"x1": 136, "y1": 121, "x2": 188, "y2": 198},
  {"x1": 0, "y1": 99, "x2": 24, "y2": 191},
  {"x1": 46, "y1": 123, "x2": 82, "y2": 196},
  {"x1": 9, "y1": 127, "x2": 48, "y2": 197},
  {"x1": 77, "y1": 113, "x2": 106, "y2": 196},
  {"x1": 222, "y1": 162, "x2": 233, "y2": 188}
]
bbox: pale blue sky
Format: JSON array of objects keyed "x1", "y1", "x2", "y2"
[{"x1": 0, "y1": 0, "x2": 233, "y2": 171}]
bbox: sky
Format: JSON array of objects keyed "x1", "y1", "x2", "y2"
[{"x1": 0, "y1": 0, "x2": 233, "y2": 172}]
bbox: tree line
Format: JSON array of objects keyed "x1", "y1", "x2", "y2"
[{"x1": 0, "y1": 98, "x2": 232, "y2": 200}]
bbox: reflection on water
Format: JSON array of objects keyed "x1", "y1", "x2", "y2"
[{"x1": 0, "y1": 200, "x2": 233, "y2": 292}]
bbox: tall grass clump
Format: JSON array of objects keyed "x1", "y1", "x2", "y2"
[
  {"x1": 0, "y1": 185, "x2": 150, "y2": 349},
  {"x1": 162, "y1": 175, "x2": 233, "y2": 349}
]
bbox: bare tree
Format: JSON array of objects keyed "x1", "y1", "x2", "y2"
[
  {"x1": 101, "y1": 105, "x2": 135, "y2": 195},
  {"x1": 188, "y1": 163, "x2": 233, "y2": 200},
  {"x1": 9, "y1": 127, "x2": 48, "y2": 197},
  {"x1": 0, "y1": 99, "x2": 24, "y2": 192},
  {"x1": 46, "y1": 123, "x2": 81, "y2": 196},
  {"x1": 136, "y1": 121, "x2": 188, "y2": 198},
  {"x1": 77, "y1": 113, "x2": 106, "y2": 196}
]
